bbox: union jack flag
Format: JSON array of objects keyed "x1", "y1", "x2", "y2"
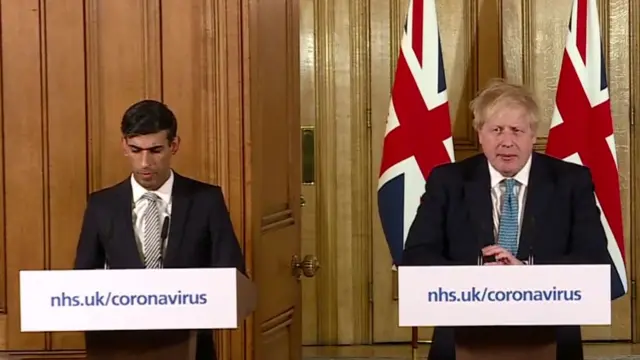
[
  {"x1": 546, "y1": 0, "x2": 627, "y2": 299},
  {"x1": 378, "y1": 0, "x2": 454, "y2": 266}
]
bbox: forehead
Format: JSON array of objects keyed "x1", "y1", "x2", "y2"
[
  {"x1": 484, "y1": 104, "x2": 530, "y2": 129},
  {"x1": 125, "y1": 132, "x2": 169, "y2": 147}
]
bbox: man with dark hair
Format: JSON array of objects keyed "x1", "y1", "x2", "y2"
[{"x1": 74, "y1": 99, "x2": 245, "y2": 360}]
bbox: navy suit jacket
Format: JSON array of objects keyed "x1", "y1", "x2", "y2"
[
  {"x1": 402, "y1": 152, "x2": 611, "y2": 360},
  {"x1": 74, "y1": 172, "x2": 246, "y2": 360}
]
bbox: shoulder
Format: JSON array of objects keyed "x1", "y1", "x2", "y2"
[
  {"x1": 428, "y1": 153, "x2": 486, "y2": 183},
  {"x1": 174, "y1": 173, "x2": 226, "y2": 201},
  {"x1": 83, "y1": 179, "x2": 130, "y2": 216},
  {"x1": 86, "y1": 179, "x2": 127, "y2": 205},
  {"x1": 533, "y1": 152, "x2": 592, "y2": 183}
]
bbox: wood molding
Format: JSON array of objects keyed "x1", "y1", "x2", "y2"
[
  {"x1": 630, "y1": 0, "x2": 640, "y2": 343},
  {"x1": 3, "y1": 0, "x2": 48, "y2": 349},
  {"x1": 455, "y1": 0, "x2": 502, "y2": 156},
  {"x1": 45, "y1": 0, "x2": 90, "y2": 350},
  {"x1": 0, "y1": 0, "x2": 6, "y2": 319},
  {"x1": 0, "y1": 351, "x2": 85, "y2": 359},
  {"x1": 602, "y1": 0, "x2": 633, "y2": 340},
  {"x1": 452, "y1": 0, "x2": 482, "y2": 150},
  {"x1": 348, "y1": 0, "x2": 373, "y2": 345},
  {"x1": 209, "y1": 0, "x2": 247, "y2": 358},
  {"x1": 600, "y1": 0, "x2": 633, "y2": 341},
  {"x1": 314, "y1": 0, "x2": 339, "y2": 344},
  {"x1": 299, "y1": 0, "x2": 320, "y2": 346},
  {"x1": 368, "y1": 0, "x2": 392, "y2": 341}
]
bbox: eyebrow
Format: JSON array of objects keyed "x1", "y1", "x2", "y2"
[
  {"x1": 128, "y1": 145, "x2": 164, "y2": 151},
  {"x1": 495, "y1": 125, "x2": 523, "y2": 130}
]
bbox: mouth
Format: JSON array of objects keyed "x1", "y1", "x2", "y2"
[
  {"x1": 138, "y1": 171, "x2": 154, "y2": 178},
  {"x1": 498, "y1": 154, "x2": 517, "y2": 162}
]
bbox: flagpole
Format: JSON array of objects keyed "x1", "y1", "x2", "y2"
[{"x1": 411, "y1": 326, "x2": 418, "y2": 360}]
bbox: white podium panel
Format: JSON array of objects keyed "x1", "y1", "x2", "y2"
[
  {"x1": 20, "y1": 268, "x2": 244, "y2": 332},
  {"x1": 398, "y1": 265, "x2": 611, "y2": 327}
]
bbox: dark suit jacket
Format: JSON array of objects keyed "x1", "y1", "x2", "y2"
[
  {"x1": 74, "y1": 171, "x2": 246, "y2": 360},
  {"x1": 402, "y1": 152, "x2": 611, "y2": 360}
]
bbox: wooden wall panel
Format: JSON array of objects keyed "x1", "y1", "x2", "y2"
[
  {"x1": 0, "y1": 1, "x2": 252, "y2": 358},
  {"x1": 46, "y1": 0, "x2": 89, "y2": 351},
  {"x1": 2, "y1": 0, "x2": 47, "y2": 350},
  {"x1": 299, "y1": 0, "x2": 638, "y2": 346},
  {"x1": 0, "y1": 0, "x2": 6, "y2": 325},
  {"x1": 161, "y1": 0, "x2": 204, "y2": 180},
  {"x1": 631, "y1": 0, "x2": 640, "y2": 343},
  {"x1": 86, "y1": 0, "x2": 162, "y2": 190}
]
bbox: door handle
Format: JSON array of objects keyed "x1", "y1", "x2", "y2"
[{"x1": 291, "y1": 254, "x2": 320, "y2": 279}]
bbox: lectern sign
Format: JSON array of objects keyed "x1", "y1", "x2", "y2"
[
  {"x1": 398, "y1": 265, "x2": 611, "y2": 327},
  {"x1": 19, "y1": 268, "x2": 253, "y2": 332}
]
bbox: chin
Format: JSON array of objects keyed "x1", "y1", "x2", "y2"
[
  {"x1": 499, "y1": 166, "x2": 520, "y2": 176},
  {"x1": 135, "y1": 176, "x2": 154, "y2": 185}
]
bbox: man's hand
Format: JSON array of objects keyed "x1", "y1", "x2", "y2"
[{"x1": 482, "y1": 245, "x2": 523, "y2": 265}]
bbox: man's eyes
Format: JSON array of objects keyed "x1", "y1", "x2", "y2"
[
  {"x1": 130, "y1": 148, "x2": 163, "y2": 153},
  {"x1": 492, "y1": 127, "x2": 523, "y2": 133}
]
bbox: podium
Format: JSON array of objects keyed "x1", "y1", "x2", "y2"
[
  {"x1": 19, "y1": 268, "x2": 257, "y2": 360},
  {"x1": 398, "y1": 265, "x2": 611, "y2": 360}
]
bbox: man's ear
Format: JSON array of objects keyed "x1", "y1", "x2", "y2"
[
  {"x1": 121, "y1": 137, "x2": 129, "y2": 156},
  {"x1": 170, "y1": 136, "x2": 181, "y2": 155}
]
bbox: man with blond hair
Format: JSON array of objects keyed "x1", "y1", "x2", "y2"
[{"x1": 402, "y1": 79, "x2": 610, "y2": 360}]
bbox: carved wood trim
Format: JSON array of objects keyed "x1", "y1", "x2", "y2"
[
  {"x1": 348, "y1": 0, "x2": 373, "y2": 345},
  {"x1": 314, "y1": 0, "x2": 339, "y2": 344},
  {"x1": 630, "y1": 0, "x2": 640, "y2": 343}
]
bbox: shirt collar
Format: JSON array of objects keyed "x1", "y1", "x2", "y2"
[
  {"x1": 131, "y1": 170, "x2": 174, "y2": 204},
  {"x1": 488, "y1": 154, "x2": 532, "y2": 188}
]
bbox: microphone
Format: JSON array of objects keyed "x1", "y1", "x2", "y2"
[
  {"x1": 477, "y1": 221, "x2": 494, "y2": 265},
  {"x1": 159, "y1": 216, "x2": 170, "y2": 266},
  {"x1": 476, "y1": 219, "x2": 484, "y2": 265},
  {"x1": 527, "y1": 216, "x2": 535, "y2": 265}
]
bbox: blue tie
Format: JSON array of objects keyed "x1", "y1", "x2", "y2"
[{"x1": 497, "y1": 178, "x2": 519, "y2": 255}]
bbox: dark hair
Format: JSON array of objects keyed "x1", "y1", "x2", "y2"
[{"x1": 120, "y1": 99, "x2": 178, "y2": 141}]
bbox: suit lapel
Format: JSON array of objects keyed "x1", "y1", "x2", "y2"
[
  {"x1": 517, "y1": 153, "x2": 554, "y2": 258},
  {"x1": 464, "y1": 157, "x2": 495, "y2": 249},
  {"x1": 113, "y1": 180, "x2": 145, "y2": 268},
  {"x1": 164, "y1": 173, "x2": 193, "y2": 267}
]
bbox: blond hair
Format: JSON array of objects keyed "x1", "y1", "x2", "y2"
[{"x1": 469, "y1": 79, "x2": 540, "y2": 130}]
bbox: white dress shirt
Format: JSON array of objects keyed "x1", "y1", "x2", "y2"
[
  {"x1": 131, "y1": 170, "x2": 174, "y2": 257},
  {"x1": 488, "y1": 155, "x2": 532, "y2": 247}
]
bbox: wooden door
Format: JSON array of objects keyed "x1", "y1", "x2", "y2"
[
  {"x1": 245, "y1": 0, "x2": 304, "y2": 359},
  {"x1": 371, "y1": 0, "x2": 634, "y2": 343}
]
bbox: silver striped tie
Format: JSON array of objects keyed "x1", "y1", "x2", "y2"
[{"x1": 141, "y1": 192, "x2": 162, "y2": 268}]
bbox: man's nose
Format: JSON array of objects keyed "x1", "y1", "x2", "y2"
[
  {"x1": 141, "y1": 152, "x2": 151, "y2": 167},
  {"x1": 499, "y1": 134, "x2": 515, "y2": 147}
]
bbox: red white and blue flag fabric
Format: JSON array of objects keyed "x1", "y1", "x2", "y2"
[
  {"x1": 546, "y1": 0, "x2": 627, "y2": 299},
  {"x1": 378, "y1": 0, "x2": 454, "y2": 266}
]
